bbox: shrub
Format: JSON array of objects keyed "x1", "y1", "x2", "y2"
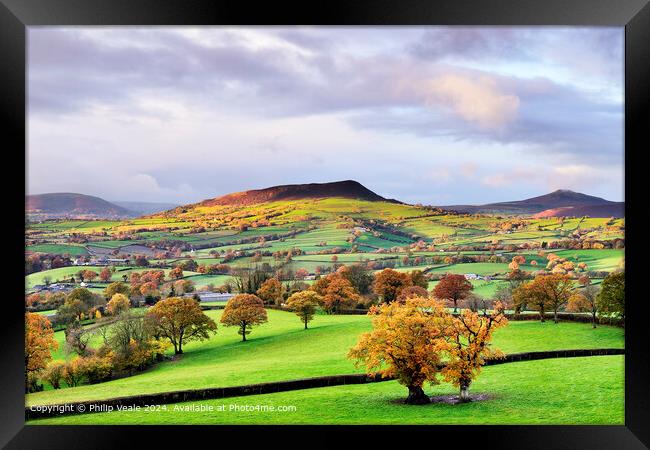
[
  {"x1": 62, "y1": 359, "x2": 84, "y2": 387},
  {"x1": 42, "y1": 361, "x2": 66, "y2": 389},
  {"x1": 76, "y1": 355, "x2": 113, "y2": 384}
]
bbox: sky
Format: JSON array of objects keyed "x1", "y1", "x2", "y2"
[{"x1": 27, "y1": 27, "x2": 624, "y2": 205}]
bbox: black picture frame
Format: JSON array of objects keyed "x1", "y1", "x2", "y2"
[{"x1": 1, "y1": 0, "x2": 648, "y2": 448}]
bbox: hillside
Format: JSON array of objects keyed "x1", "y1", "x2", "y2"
[
  {"x1": 26, "y1": 193, "x2": 135, "y2": 219},
  {"x1": 533, "y1": 203, "x2": 625, "y2": 219},
  {"x1": 198, "y1": 180, "x2": 396, "y2": 207},
  {"x1": 443, "y1": 190, "x2": 623, "y2": 217}
]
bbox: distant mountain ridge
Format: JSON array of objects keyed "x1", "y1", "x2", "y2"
[
  {"x1": 442, "y1": 189, "x2": 624, "y2": 217},
  {"x1": 198, "y1": 180, "x2": 398, "y2": 207},
  {"x1": 111, "y1": 201, "x2": 179, "y2": 215},
  {"x1": 26, "y1": 193, "x2": 135, "y2": 219}
]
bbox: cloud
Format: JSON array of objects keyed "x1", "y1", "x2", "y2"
[
  {"x1": 418, "y1": 74, "x2": 520, "y2": 129},
  {"x1": 26, "y1": 27, "x2": 624, "y2": 204}
]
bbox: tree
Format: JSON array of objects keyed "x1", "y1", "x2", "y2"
[
  {"x1": 25, "y1": 313, "x2": 57, "y2": 392},
  {"x1": 62, "y1": 358, "x2": 84, "y2": 387},
  {"x1": 76, "y1": 355, "x2": 113, "y2": 384},
  {"x1": 507, "y1": 269, "x2": 529, "y2": 317},
  {"x1": 170, "y1": 266, "x2": 184, "y2": 280},
  {"x1": 140, "y1": 281, "x2": 160, "y2": 300},
  {"x1": 220, "y1": 294, "x2": 268, "y2": 342},
  {"x1": 286, "y1": 291, "x2": 321, "y2": 329},
  {"x1": 43, "y1": 361, "x2": 66, "y2": 389},
  {"x1": 256, "y1": 277, "x2": 285, "y2": 306},
  {"x1": 99, "y1": 267, "x2": 112, "y2": 282},
  {"x1": 338, "y1": 264, "x2": 373, "y2": 295},
  {"x1": 492, "y1": 283, "x2": 514, "y2": 310},
  {"x1": 568, "y1": 284, "x2": 601, "y2": 328},
  {"x1": 441, "y1": 303, "x2": 508, "y2": 402},
  {"x1": 597, "y1": 271, "x2": 625, "y2": 323},
  {"x1": 514, "y1": 274, "x2": 573, "y2": 323},
  {"x1": 433, "y1": 274, "x2": 473, "y2": 313},
  {"x1": 372, "y1": 268, "x2": 413, "y2": 303},
  {"x1": 107, "y1": 293, "x2": 130, "y2": 316},
  {"x1": 67, "y1": 287, "x2": 101, "y2": 310},
  {"x1": 64, "y1": 321, "x2": 93, "y2": 357},
  {"x1": 83, "y1": 270, "x2": 98, "y2": 282},
  {"x1": 145, "y1": 297, "x2": 217, "y2": 354},
  {"x1": 106, "y1": 312, "x2": 167, "y2": 374},
  {"x1": 348, "y1": 298, "x2": 450, "y2": 404},
  {"x1": 513, "y1": 281, "x2": 547, "y2": 322},
  {"x1": 322, "y1": 276, "x2": 359, "y2": 313},
  {"x1": 409, "y1": 270, "x2": 429, "y2": 289},
  {"x1": 232, "y1": 267, "x2": 271, "y2": 294},
  {"x1": 396, "y1": 285, "x2": 429, "y2": 303}
]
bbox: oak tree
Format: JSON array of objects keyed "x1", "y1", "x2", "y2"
[
  {"x1": 220, "y1": 294, "x2": 268, "y2": 342},
  {"x1": 286, "y1": 290, "x2": 321, "y2": 329},
  {"x1": 597, "y1": 271, "x2": 625, "y2": 323},
  {"x1": 256, "y1": 277, "x2": 285, "y2": 306},
  {"x1": 372, "y1": 268, "x2": 413, "y2": 303},
  {"x1": 25, "y1": 313, "x2": 58, "y2": 392},
  {"x1": 107, "y1": 293, "x2": 131, "y2": 316},
  {"x1": 145, "y1": 297, "x2": 217, "y2": 354},
  {"x1": 433, "y1": 274, "x2": 473, "y2": 312},
  {"x1": 348, "y1": 298, "x2": 450, "y2": 404},
  {"x1": 442, "y1": 303, "x2": 508, "y2": 402}
]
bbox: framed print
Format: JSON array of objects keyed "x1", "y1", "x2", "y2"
[{"x1": 1, "y1": 0, "x2": 649, "y2": 448}]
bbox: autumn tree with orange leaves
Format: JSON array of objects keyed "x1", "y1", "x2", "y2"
[
  {"x1": 286, "y1": 290, "x2": 322, "y2": 329},
  {"x1": 514, "y1": 274, "x2": 574, "y2": 323},
  {"x1": 25, "y1": 312, "x2": 58, "y2": 392},
  {"x1": 256, "y1": 277, "x2": 285, "y2": 306},
  {"x1": 220, "y1": 294, "x2": 268, "y2": 341},
  {"x1": 348, "y1": 298, "x2": 450, "y2": 404},
  {"x1": 442, "y1": 302, "x2": 508, "y2": 402},
  {"x1": 99, "y1": 266, "x2": 112, "y2": 282},
  {"x1": 433, "y1": 273, "x2": 473, "y2": 312},
  {"x1": 321, "y1": 276, "x2": 359, "y2": 313},
  {"x1": 311, "y1": 273, "x2": 359, "y2": 313},
  {"x1": 372, "y1": 268, "x2": 412, "y2": 303},
  {"x1": 145, "y1": 297, "x2": 217, "y2": 354}
]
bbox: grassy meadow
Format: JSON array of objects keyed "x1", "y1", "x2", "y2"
[{"x1": 27, "y1": 309, "x2": 624, "y2": 407}]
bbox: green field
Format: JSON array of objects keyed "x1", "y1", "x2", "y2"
[
  {"x1": 25, "y1": 266, "x2": 107, "y2": 288},
  {"x1": 27, "y1": 309, "x2": 624, "y2": 407},
  {"x1": 26, "y1": 243, "x2": 89, "y2": 256},
  {"x1": 30, "y1": 355, "x2": 623, "y2": 425}
]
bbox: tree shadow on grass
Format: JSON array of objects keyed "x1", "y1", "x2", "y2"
[{"x1": 389, "y1": 393, "x2": 496, "y2": 406}]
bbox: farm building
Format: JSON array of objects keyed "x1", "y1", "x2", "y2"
[{"x1": 183, "y1": 292, "x2": 235, "y2": 302}]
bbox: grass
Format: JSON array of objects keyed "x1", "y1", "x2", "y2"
[
  {"x1": 27, "y1": 310, "x2": 623, "y2": 407},
  {"x1": 26, "y1": 243, "x2": 89, "y2": 256},
  {"x1": 29, "y1": 355, "x2": 624, "y2": 425},
  {"x1": 25, "y1": 266, "x2": 107, "y2": 288}
]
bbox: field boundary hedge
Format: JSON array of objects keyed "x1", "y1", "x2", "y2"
[
  {"x1": 267, "y1": 306, "x2": 624, "y2": 325},
  {"x1": 25, "y1": 348, "x2": 624, "y2": 420}
]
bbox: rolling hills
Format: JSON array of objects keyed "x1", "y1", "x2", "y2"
[
  {"x1": 26, "y1": 193, "x2": 135, "y2": 219},
  {"x1": 196, "y1": 180, "x2": 398, "y2": 207},
  {"x1": 442, "y1": 189, "x2": 624, "y2": 217}
]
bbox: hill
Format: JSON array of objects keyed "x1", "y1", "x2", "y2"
[
  {"x1": 533, "y1": 203, "x2": 625, "y2": 219},
  {"x1": 198, "y1": 180, "x2": 396, "y2": 207},
  {"x1": 442, "y1": 190, "x2": 623, "y2": 217},
  {"x1": 26, "y1": 193, "x2": 135, "y2": 219}
]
